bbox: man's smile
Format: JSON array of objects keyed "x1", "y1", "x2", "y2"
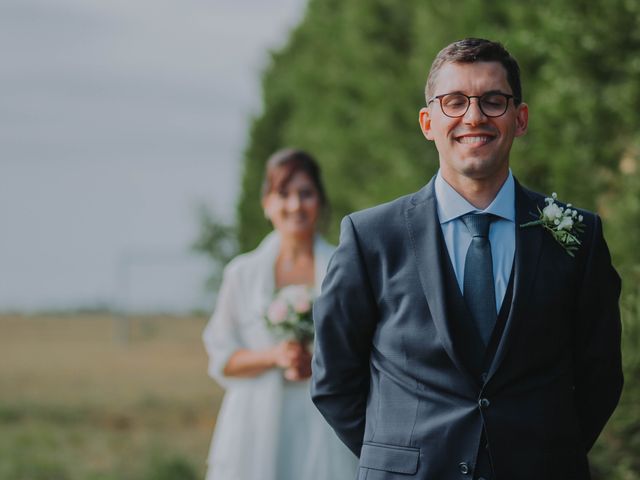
[{"x1": 454, "y1": 133, "x2": 496, "y2": 146}]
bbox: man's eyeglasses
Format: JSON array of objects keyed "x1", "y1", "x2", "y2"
[{"x1": 427, "y1": 92, "x2": 517, "y2": 118}]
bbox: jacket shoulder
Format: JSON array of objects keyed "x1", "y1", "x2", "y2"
[{"x1": 347, "y1": 191, "x2": 418, "y2": 229}]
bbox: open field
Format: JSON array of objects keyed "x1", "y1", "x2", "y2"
[
  {"x1": 1, "y1": 312, "x2": 638, "y2": 479},
  {"x1": 0, "y1": 313, "x2": 223, "y2": 480}
]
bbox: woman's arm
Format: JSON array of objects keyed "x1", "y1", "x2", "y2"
[
  {"x1": 204, "y1": 250, "x2": 313, "y2": 383},
  {"x1": 222, "y1": 340, "x2": 309, "y2": 378}
]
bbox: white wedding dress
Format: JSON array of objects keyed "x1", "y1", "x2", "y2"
[{"x1": 203, "y1": 233, "x2": 358, "y2": 480}]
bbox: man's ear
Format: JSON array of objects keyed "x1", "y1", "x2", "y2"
[
  {"x1": 419, "y1": 107, "x2": 434, "y2": 141},
  {"x1": 514, "y1": 102, "x2": 529, "y2": 137}
]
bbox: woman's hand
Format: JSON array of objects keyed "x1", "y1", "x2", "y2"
[
  {"x1": 222, "y1": 341, "x2": 312, "y2": 379},
  {"x1": 284, "y1": 343, "x2": 312, "y2": 381},
  {"x1": 271, "y1": 340, "x2": 312, "y2": 381},
  {"x1": 271, "y1": 340, "x2": 301, "y2": 369}
]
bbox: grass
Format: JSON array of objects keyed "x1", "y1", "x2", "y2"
[{"x1": 0, "y1": 314, "x2": 224, "y2": 480}]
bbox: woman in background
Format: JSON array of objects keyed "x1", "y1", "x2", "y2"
[{"x1": 202, "y1": 148, "x2": 357, "y2": 480}]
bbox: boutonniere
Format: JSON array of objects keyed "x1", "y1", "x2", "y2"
[{"x1": 520, "y1": 192, "x2": 585, "y2": 257}]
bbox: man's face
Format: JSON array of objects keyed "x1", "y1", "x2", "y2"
[{"x1": 419, "y1": 61, "x2": 528, "y2": 185}]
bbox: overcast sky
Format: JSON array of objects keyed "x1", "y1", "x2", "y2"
[{"x1": 0, "y1": 0, "x2": 307, "y2": 312}]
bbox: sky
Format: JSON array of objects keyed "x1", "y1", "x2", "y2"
[{"x1": 0, "y1": 0, "x2": 307, "y2": 313}]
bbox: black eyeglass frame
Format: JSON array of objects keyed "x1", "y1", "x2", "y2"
[{"x1": 427, "y1": 92, "x2": 518, "y2": 118}]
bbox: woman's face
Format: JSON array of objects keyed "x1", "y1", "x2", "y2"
[{"x1": 263, "y1": 171, "x2": 321, "y2": 239}]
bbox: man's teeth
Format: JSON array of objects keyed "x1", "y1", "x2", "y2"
[{"x1": 458, "y1": 136, "x2": 492, "y2": 144}]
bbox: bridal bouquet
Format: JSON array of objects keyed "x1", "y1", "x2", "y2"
[{"x1": 265, "y1": 285, "x2": 315, "y2": 343}]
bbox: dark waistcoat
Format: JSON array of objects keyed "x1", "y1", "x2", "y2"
[{"x1": 441, "y1": 236, "x2": 515, "y2": 479}]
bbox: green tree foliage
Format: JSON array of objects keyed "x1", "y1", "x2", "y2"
[
  {"x1": 237, "y1": 0, "x2": 438, "y2": 250},
  {"x1": 192, "y1": 206, "x2": 238, "y2": 292},
  {"x1": 235, "y1": 0, "x2": 639, "y2": 253}
]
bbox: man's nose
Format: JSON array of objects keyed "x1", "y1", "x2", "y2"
[{"x1": 463, "y1": 98, "x2": 487, "y2": 125}]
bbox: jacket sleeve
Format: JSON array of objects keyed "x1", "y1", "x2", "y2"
[
  {"x1": 311, "y1": 215, "x2": 378, "y2": 457},
  {"x1": 573, "y1": 214, "x2": 623, "y2": 451}
]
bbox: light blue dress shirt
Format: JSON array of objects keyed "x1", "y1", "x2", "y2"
[{"x1": 434, "y1": 170, "x2": 516, "y2": 311}]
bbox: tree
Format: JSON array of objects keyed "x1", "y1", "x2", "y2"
[{"x1": 192, "y1": 206, "x2": 238, "y2": 292}]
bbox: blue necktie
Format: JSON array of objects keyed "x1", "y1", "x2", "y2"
[{"x1": 461, "y1": 213, "x2": 497, "y2": 347}]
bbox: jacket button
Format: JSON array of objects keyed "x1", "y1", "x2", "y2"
[
  {"x1": 479, "y1": 398, "x2": 490, "y2": 408},
  {"x1": 481, "y1": 372, "x2": 488, "y2": 382},
  {"x1": 458, "y1": 462, "x2": 470, "y2": 475}
]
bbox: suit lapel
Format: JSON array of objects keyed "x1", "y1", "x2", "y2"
[
  {"x1": 405, "y1": 179, "x2": 474, "y2": 380},
  {"x1": 486, "y1": 180, "x2": 545, "y2": 381}
]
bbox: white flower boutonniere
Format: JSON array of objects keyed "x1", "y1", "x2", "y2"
[{"x1": 520, "y1": 192, "x2": 586, "y2": 257}]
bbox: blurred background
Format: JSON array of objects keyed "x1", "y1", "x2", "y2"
[{"x1": 2, "y1": 0, "x2": 639, "y2": 479}]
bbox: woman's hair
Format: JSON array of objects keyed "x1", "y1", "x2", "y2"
[{"x1": 261, "y1": 148, "x2": 328, "y2": 208}]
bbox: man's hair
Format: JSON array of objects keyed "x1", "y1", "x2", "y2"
[{"x1": 425, "y1": 38, "x2": 522, "y2": 105}]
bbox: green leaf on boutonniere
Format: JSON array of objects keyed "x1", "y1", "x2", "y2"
[{"x1": 520, "y1": 192, "x2": 585, "y2": 257}]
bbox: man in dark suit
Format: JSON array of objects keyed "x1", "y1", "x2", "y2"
[{"x1": 311, "y1": 38, "x2": 623, "y2": 480}]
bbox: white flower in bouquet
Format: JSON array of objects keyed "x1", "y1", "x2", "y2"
[
  {"x1": 266, "y1": 299, "x2": 288, "y2": 325},
  {"x1": 265, "y1": 285, "x2": 315, "y2": 343}
]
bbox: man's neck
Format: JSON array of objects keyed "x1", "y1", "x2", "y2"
[{"x1": 440, "y1": 169, "x2": 509, "y2": 210}]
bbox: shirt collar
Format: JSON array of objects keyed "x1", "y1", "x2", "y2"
[{"x1": 434, "y1": 169, "x2": 515, "y2": 224}]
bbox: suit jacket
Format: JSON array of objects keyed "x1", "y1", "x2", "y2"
[{"x1": 311, "y1": 177, "x2": 623, "y2": 480}]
